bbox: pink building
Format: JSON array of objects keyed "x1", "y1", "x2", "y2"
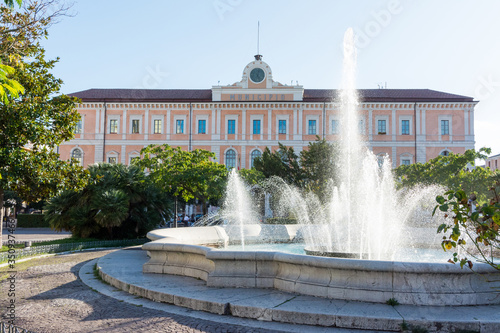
[
  {"x1": 486, "y1": 154, "x2": 500, "y2": 171},
  {"x1": 60, "y1": 57, "x2": 476, "y2": 168}
]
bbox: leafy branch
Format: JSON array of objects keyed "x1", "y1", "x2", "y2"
[{"x1": 433, "y1": 177, "x2": 500, "y2": 270}]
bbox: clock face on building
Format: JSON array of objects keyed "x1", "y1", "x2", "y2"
[{"x1": 250, "y1": 68, "x2": 265, "y2": 83}]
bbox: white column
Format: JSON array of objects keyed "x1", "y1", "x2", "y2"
[
  {"x1": 100, "y1": 107, "x2": 105, "y2": 138},
  {"x1": 224, "y1": 114, "x2": 227, "y2": 141},
  {"x1": 391, "y1": 108, "x2": 396, "y2": 141},
  {"x1": 241, "y1": 146, "x2": 246, "y2": 169},
  {"x1": 416, "y1": 108, "x2": 420, "y2": 135},
  {"x1": 298, "y1": 109, "x2": 303, "y2": 135},
  {"x1": 122, "y1": 109, "x2": 127, "y2": 139},
  {"x1": 368, "y1": 109, "x2": 373, "y2": 140},
  {"x1": 211, "y1": 145, "x2": 220, "y2": 162},
  {"x1": 392, "y1": 146, "x2": 397, "y2": 168},
  {"x1": 470, "y1": 108, "x2": 474, "y2": 135},
  {"x1": 242, "y1": 109, "x2": 246, "y2": 140},
  {"x1": 463, "y1": 109, "x2": 469, "y2": 138},
  {"x1": 421, "y1": 109, "x2": 426, "y2": 138},
  {"x1": 211, "y1": 107, "x2": 217, "y2": 140},
  {"x1": 166, "y1": 109, "x2": 171, "y2": 140},
  {"x1": 286, "y1": 116, "x2": 290, "y2": 141},
  {"x1": 217, "y1": 109, "x2": 221, "y2": 135},
  {"x1": 144, "y1": 109, "x2": 149, "y2": 140},
  {"x1": 293, "y1": 109, "x2": 301, "y2": 140},
  {"x1": 267, "y1": 109, "x2": 272, "y2": 140},
  {"x1": 162, "y1": 113, "x2": 166, "y2": 136},
  {"x1": 95, "y1": 109, "x2": 101, "y2": 136},
  {"x1": 121, "y1": 145, "x2": 126, "y2": 164}
]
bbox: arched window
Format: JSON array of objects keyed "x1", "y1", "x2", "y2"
[
  {"x1": 250, "y1": 149, "x2": 262, "y2": 168},
  {"x1": 225, "y1": 149, "x2": 236, "y2": 169},
  {"x1": 71, "y1": 148, "x2": 83, "y2": 166},
  {"x1": 441, "y1": 150, "x2": 450, "y2": 156},
  {"x1": 376, "y1": 154, "x2": 386, "y2": 168}
]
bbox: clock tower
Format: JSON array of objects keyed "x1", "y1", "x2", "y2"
[{"x1": 211, "y1": 55, "x2": 304, "y2": 102}]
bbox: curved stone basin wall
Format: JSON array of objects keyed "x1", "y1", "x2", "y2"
[{"x1": 143, "y1": 226, "x2": 500, "y2": 306}]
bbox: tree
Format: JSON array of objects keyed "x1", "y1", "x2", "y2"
[
  {"x1": 137, "y1": 144, "x2": 228, "y2": 214},
  {"x1": 253, "y1": 143, "x2": 304, "y2": 187},
  {"x1": 0, "y1": 41, "x2": 85, "y2": 235},
  {"x1": 300, "y1": 137, "x2": 339, "y2": 202},
  {"x1": 44, "y1": 163, "x2": 171, "y2": 239},
  {"x1": 238, "y1": 168, "x2": 265, "y2": 186},
  {"x1": 394, "y1": 148, "x2": 498, "y2": 203},
  {"x1": 433, "y1": 175, "x2": 500, "y2": 271},
  {"x1": 0, "y1": 1, "x2": 71, "y2": 103},
  {"x1": 3, "y1": 0, "x2": 22, "y2": 8}
]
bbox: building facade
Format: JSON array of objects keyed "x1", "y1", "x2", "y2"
[
  {"x1": 60, "y1": 57, "x2": 477, "y2": 168},
  {"x1": 486, "y1": 153, "x2": 500, "y2": 171}
]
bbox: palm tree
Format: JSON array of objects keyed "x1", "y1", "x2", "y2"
[{"x1": 44, "y1": 163, "x2": 172, "y2": 239}]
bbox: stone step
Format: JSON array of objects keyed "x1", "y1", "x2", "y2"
[{"x1": 95, "y1": 248, "x2": 500, "y2": 333}]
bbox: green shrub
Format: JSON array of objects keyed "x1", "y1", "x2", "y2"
[
  {"x1": 265, "y1": 217, "x2": 298, "y2": 225},
  {"x1": 17, "y1": 214, "x2": 49, "y2": 228}
]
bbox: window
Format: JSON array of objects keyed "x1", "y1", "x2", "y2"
[
  {"x1": 331, "y1": 119, "x2": 339, "y2": 134},
  {"x1": 359, "y1": 119, "x2": 364, "y2": 134},
  {"x1": 401, "y1": 120, "x2": 410, "y2": 135},
  {"x1": 378, "y1": 120, "x2": 386, "y2": 134},
  {"x1": 279, "y1": 120, "x2": 286, "y2": 134},
  {"x1": 130, "y1": 156, "x2": 140, "y2": 164},
  {"x1": 176, "y1": 119, "x2": 184, "y2": 134},
  {"x1": 71, "y1": 149, "x2": 83, "y2": 166},
  {"x1": 225, "y1": 149, "x2": 236, "y2": 169},
  {"x1": 198, "y1": 119, "x2": 206, "y2": 134},
  {"x1": 253, "y1": 120, "x2": 261, "y2": 135},
  {"x1": 132, "y1": 119, "x2": 140, "y2": 134},
  {"x1": 441, "y1": 150, "x2": 450, "y2": 156},
  {"x1": 153, "y1": 119, "x2": 162, "y2": 134},
  {"x1": 228, "y1": 120, "x2": 235, "y2": 134},
  {"x1": 308, "y1": 120, "x2": 317, "y2": 135},
  {"x1": 250, "y1": 150, "x2": 262, "y2": 168},
  {"x1": 441, "y1": 120, "x2": 449, "y2": 135},
  {"x1": 110, "y1": 119, "x2": 118, "y2": 134},
  {"x1": 75, "y1": 120, "x2": 82, "y2": 134},
  {"x1": 377, "y1": 157, "x2": 384, "y2": 168},
  {"x1": 108, "y1": 157, "x2": 117, "y2": 164},
  {"x1": 402, "y1": 159, "x2": 410, "y2": 166}
]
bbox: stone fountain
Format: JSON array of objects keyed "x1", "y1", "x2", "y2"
[{"x1": 141, "y1": 28, "x2": 500, "y2": 307}]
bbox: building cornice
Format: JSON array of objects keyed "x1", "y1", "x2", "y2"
[{"x1": 77, "y1": 101, "x2": 478, "y2": 111}]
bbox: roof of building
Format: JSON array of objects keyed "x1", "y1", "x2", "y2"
[
  {"x1": 487, "y1": 153, "x2": 500, "y2": 160},
  {"x1": 69, "y1": 88, "x2": 474, "y2": 103}
]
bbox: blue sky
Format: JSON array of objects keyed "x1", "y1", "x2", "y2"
[{"x1": 41, "y1": 0, "x2": 500, "y2": 156}]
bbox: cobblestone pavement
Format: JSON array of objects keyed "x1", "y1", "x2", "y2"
[{"x1": 0, "y1": 251, "x2": 282, "y2": 333}]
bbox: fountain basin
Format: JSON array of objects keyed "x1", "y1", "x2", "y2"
[
  {"x1": 304, "y1": 247, "x2": 383, "y2": 259},
  {"x1": 143, "y1": 226, "x2": 500, "y2": 306}
]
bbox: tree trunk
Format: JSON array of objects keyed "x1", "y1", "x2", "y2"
[
  {"x1": 202, "y1": 200, "x2": 208, "y2": 215},
  {"x1": 0, "y1": 188, "x2": 3, "y2": 241}
]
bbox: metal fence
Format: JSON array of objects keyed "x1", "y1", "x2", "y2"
[
  {"x1": 0, "y1": 322, "x2": 36, "y2": 333},
  {"x1": 0, "y1": 239, "x2": 147, "y2": 263}
]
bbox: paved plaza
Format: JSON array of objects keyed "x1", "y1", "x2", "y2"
[
  {"x1": 1, "y1": 227, "x2": 72, "y2": 244},
  {"x1": 1, "y1": 246, "x2": 499, "y2": 332},
  {"x1": 0, "y1": 250, "x2": 380, "y2": 332}
]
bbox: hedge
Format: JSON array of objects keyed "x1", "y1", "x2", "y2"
[
  {"x1": 16, "y1": 214, "x2": 50, "y2": 228},
  {"x1": 264, "y1": 217, "x2": 298, "y2": 225}
]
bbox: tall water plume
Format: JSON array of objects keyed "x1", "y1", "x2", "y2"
[
  {"x1": 319, "y1": 28, "x2": 403, "y2": 258},
  {"x1": 219, "y1": 169, "x2": 260, "y2": 249},
  {"x1": 216, "y1": 28, "x2": 445, "y2": 258}
]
